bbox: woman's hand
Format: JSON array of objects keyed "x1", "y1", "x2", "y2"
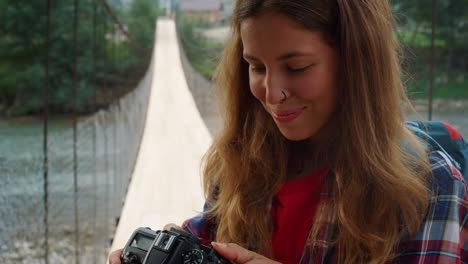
[
  {"x1": 108, "y1": 248, "x2": 123, "y2": 264},
  {"x1": 163, "y1": 223, "x2": 183, "y2": 231},
  {"x1": 107, "y1": 224, "x2": 183, "y2": 264},
  {"x1": 212, "y1": 242, "x2": 280, "y2": 264}
]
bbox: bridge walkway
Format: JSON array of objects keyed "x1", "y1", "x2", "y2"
[{"x1": 111, "y1": 18, "x2": 212, "y2": 251}]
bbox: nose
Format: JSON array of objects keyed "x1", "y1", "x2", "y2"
[{"x1": 263, "y1": 71, "x2": 286, "y2": 105}]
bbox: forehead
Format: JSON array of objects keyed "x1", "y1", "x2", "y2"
[
  {"x1": 240, "y1": 11, "x2": 305, "y2": 34},
  {"x1": 240, "y1": 11, "x2": 330, "y2": 57}
]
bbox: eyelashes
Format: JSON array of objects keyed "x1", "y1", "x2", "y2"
[
  {"x1": 250, "y1": 67, "x2": 265, "y2": 73},
  {"x1": 288, "y1": 65, "x2": 312, "y2": 73}
]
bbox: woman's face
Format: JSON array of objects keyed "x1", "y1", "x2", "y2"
[{"x1": 240, "y1": 11, "x2": 339, "y2": 142}]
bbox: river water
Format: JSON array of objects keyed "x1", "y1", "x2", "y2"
[
  {"x1": 0, "y1": 55, "x2": 152, "y2": 263},
  {"x1": 0, "y1": 98, "x2": 466, "y2": 263},
  {"x1": 0, "y1": 116, "x2": 126, "y2": 263}
]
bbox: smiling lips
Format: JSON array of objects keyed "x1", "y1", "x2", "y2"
[{"x1": 271, "y1": 107, "x2": 307, "y2": 122}]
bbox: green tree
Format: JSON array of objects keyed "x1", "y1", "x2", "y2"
[
  {"x1": 392, "y1": 0, "x2": 468, "y2": 98},
  {"x1": 0, "y1": 0, "x2": 158, "y2": 116},
  {"x1": 127, "y1": 0, "x2": 158, "y2": 50}
]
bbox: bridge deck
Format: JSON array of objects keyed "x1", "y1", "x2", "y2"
[{"x1": 111, "y1": 18, "x2": 211, "y2": 251}]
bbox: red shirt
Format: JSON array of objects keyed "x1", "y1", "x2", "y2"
[{"x1": 271, "y1": 166, "x2": 327, "y2": 264}]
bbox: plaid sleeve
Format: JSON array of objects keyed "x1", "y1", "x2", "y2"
[
  {"x1": 396, "y1": 151, "x2": 468, "y2": 264},
  {"x1": 181, "y1": 202, "x2": 215, "y2": 245}
]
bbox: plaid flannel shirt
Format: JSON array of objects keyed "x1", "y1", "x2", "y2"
[{"x1": 182, "y1": 151, "x2": 468, "y2": 263}]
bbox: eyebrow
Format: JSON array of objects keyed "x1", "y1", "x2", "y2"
[{"x1": 243, "y1": 52, "x2": 315, "y2": 61}]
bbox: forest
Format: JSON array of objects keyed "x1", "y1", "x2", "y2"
[
  {"x1": 0, "y1": 0, "x2": 158, "y2": 116},
  {"x1": 1, "y1": 0, "x2": 467, "y2": 117}
]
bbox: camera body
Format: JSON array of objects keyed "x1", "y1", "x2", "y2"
[{"x1": 120, "y1": 227, "x2": 229, "y2": 264}]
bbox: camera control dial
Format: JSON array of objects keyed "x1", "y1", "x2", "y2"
[{"x1": 182, "y1": 249, "x2": 205, "y2": 264}]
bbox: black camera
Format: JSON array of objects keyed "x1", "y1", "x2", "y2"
[{"x1": 120, "y1": 227, "x2": 229, "y2": 264}]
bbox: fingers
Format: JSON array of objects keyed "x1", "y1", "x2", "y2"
[
  {"x1": 108, "y1": 249, "x2": 123, "y2": 264},
  {"x1": 163, "y1": 223, "x2": 183, "y2": 231},
  {"x1": 212, "y1": 242, "x2": 278, "y2": 264},
  {"x1": 212, "y1": 242, "x2": 257, "y2": 263}
]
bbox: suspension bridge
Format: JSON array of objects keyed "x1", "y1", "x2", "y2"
[
  {"x1": 1, "y1": 0, "x2": 466, "y2": 263},
  {"x1": 110, "y1": 18, "x2": 211, "y2": 251},
  {"x1": 0, "y1": 6, "x2": 215, "y2": 264}
]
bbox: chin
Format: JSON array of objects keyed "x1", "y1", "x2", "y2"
[{"x1": 278, "y1": 129, "x2": 312, "y2": 141}]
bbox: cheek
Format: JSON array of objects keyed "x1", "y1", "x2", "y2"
[
  {"x1": 295, "y1": 71, "x2": 337, "y2": 102},
  {"x1": 249, "y1": 76, "x2": 265, "y2": 102}
]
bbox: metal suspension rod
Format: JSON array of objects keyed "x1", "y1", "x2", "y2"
[
  {"x1": 99, "y1": 0, "x2": 146, "y2": 53},
  {"x1": 72, "y1": 0, "x2": 80, "y2": 262},
  {"x1": 113, "y1": 24, "x2": 117, "y2": 73},
  {"x1": 92, "y1": 0, "x2": 98, "y2": 262},
  {"x1": 113, "y1": 111, "x2": 118, "y2": 226},
  {"x1": 100, "y1": 0, "x2": 131, "y2": 38},
  {"x1": 112, "y1": 23, "x2": 118, "y2": 225},
  {"x1": 428, "y1": 0, "x2": 437, "y2": 120},
  {"x1": 43, "y1": 0, "x2": 51, "y2": 263},
  {"x1": 103, "y1": 14, "x2": 109, "y2": 249},
  {"x1": 104, "y1": 119, "x2": 110, "y2": 247}
]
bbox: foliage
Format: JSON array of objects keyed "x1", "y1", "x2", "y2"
[
  {"x1": 126, "y1": 0, "x2": 159, "y2": 50},
  {"x1": 175, "y1": 1, "x2": 468, "y2": 98},
  {"x1": 392, "y1": 0, "x2": 468, "y2": 98},
  {"x1": 0, "y1": 0, "x2": 158, "y2": 116},
  {"x1": 176, "y1": 13, "x2": 223, "y2": 80}
]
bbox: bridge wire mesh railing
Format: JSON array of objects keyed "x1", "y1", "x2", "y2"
[{"x1": 0, "y1": 0, "x2": 156, "y2": 263}]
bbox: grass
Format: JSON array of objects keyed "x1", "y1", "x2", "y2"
[
  {"x1": 185, "y1": 41, "x2": 223, "y2": 80},
  {"x1": 176, "y1": 14, "x2": 224, "y2": 80},
  {"x1": 406, "y1": 70, "x2": 468, "y2": 99},
  {"x1": 398, "y1": 30, "x2": 447, "y2": 48}
]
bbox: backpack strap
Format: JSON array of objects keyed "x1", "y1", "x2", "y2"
[{"x1": 405, "y1": 120, "x2": 468, "y2": 177}]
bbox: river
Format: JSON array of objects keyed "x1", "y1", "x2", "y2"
[{"x1": 0, "y1": 99, "x2": 466, "y2": 263}]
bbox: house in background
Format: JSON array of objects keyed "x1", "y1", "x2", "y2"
[
  {"x1": 179, "y1": 0, "x2": 234, "y2": 24},
  {"x1": 220, "y1": 0, "x2": 234, "y2": 24}
]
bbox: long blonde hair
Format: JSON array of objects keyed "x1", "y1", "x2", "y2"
[{"x1": 202, "y1": 0, "x2": 432, "y2": 262}]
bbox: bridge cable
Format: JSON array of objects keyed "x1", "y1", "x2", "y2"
[
  {"x1": 92, "y1": 0, "x2": 98, "y2": 262},
  {"x1": 428, "y1": 0, "x2": 437, "y2": 120},
  {"x1": 112, "y1": 24, "x2": 116, "y2": 227},
  {"x1": 104, "y1": 13, "x2": 110, "y2": 249},
  {"x1": 100, "y1": 0, "x2": 131, "y2": 39},
  {"x1": 113, "y1": 23, "x2": 119, "y2": 231},
  {"x1": 43, "y1": 0, "x2": 51, "y2": 263},
  {"x1": 72, "y1": 0, "x2": 80, "y2": 262},
  {"x1": 99, "y1": 0, "x2": 148, "y2": 54}
]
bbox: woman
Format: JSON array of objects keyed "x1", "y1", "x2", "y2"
[{"x1": 110, "y1": 0, "x2": 468, "y2": 263}]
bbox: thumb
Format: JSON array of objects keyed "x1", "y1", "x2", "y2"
[
  {"x1": 163, "y1": 223, "x2": 183, "y2": 231},
  {"x1": 211, "y1": 242, "x2": 263, "y2": 264}
]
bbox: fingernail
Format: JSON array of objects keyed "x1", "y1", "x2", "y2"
[{"x1": 211, "y1": 242, "x2": 227, "y2": 248}]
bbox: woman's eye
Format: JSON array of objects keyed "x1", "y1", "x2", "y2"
[
  {"x1": 288, "y1": 65, "x2": 311, "y2": 73},
  {"x1": 250, "y1": 66, "x2": 265, "y2": 73}
]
